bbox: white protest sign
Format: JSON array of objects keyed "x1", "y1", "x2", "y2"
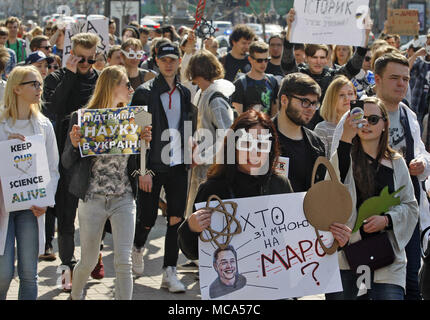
[
  {"x1": 196, "y1": 193, "x2": 342, "y2": 300},
  {"x1": 62, "y1": 17, "x2": 110, "y2": 67},
  {"x1": 290, "y1": 0, "x2": 370, "y2": 46},
  {"x1": 0, "y1": 135, "x2": 55, "y2": 212}
]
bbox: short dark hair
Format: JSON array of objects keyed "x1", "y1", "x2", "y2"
[
  {"x1": 186, "y1": 49, "x2": 224, "y2": 81},
  {"x1": 5, "y1": 16, "x2": 20, "y2": 27},
  {"x1": 304, "y1": 44, "x2": 329, "y2": 58},
  {"x1": 278, "y1": 73, "x2": 322, "y2": 102},
  {"x1": 249, "y1": 41, "x2": 268, "y2": 56},
  {"x1": 29, "y1": 35, "x2": 49, "y2": 51},
  {"x1": 374, "y1": 52, "x2": 409, "y2": 77},
  {"x1": 139, "y1": 27, "x2": 150, "y2": 35},
  {"x1": 268, "y1": 34, "x2": 282, "y2": 44},
  {"x1": 107, "y1": 45, "x2": 121, "y2": 59},
  {"x1": 213, "y1": 245, "x2": 237, "y2": 266},
  {"x1": 229, "y1": 24, "x2": 255, "y2": 47},
  {"x1": 293, "y1": 43, "x2": 305, "y2": 51}
]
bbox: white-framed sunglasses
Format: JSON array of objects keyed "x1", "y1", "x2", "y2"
[
  {"x1": 121, "y1": 49, "x2": 145, "y2": 60},
  {"x1": 236, "y1": 129, "x2": 272, "y2": 153}
]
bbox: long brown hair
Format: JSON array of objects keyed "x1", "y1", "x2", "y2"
[
  {"x1": 207, "y1": 109, "x2": 280, "y2": 182},
  {"x1": 351, "y1": 97, "x2": 398, "y2": 199}
]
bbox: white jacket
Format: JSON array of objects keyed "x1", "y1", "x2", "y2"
[
  {"x1": 0, "y1": 113, "x2": 60, "y2": 255},
  {"x1": 330, "y1": 103, "x2": 430, "y2": 254}
]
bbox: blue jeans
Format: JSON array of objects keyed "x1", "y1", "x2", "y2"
[
  {"x1": 325, "y1": 270, "x2": 404, "y2": 300},
  {"x1": 0, "y1": 210, "x2": 39, "y2": 300}
]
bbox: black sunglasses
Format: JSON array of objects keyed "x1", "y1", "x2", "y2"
[
  {"x1": 20, "y1": 80, "x2": 42, "y2": 89},
  {"x1": 288, "y1": 94, "x2": 321, "y2": 110},
  {"x1": 364, "y1": 56, "x2": 371, "y2": 62},
  {"x1": 78, "y1": 57, "x2": 96, "y2": 64},
  {"x1": 40, "y1": 45, "x2": 52, "y2": 50},
  {"x1": 364, "y1": 114, "x2": 386, "y2": 125},
  {"x1": 251, "y1": 56, "x2": 269, "y2": 63}
]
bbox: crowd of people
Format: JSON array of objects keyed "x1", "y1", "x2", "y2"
[{"x1": 0, "y1": 6, "x2": 430, "y2": 301}]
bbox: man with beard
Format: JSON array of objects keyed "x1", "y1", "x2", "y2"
[
  {"x1": 265, "y1": 34, "x2": 284, "y2": 83},
  {"x1": 209, "y1": 245, "x2": 247, "y2": 299},
  {"x1": 273, "y1": 73, "x2": 326, "y2": 192}
]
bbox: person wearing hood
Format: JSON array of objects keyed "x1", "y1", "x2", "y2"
[{"x1": 184, "y1": 49, "x2": 235, "y2": 218}]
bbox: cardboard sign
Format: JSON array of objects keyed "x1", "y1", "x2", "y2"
[
  {"x1": 290, "y1": 0, "x2": 370, "y2": 46},
  {"x1": 0, "y1": 135, "x2": 55, "y2": 212},
  {"x1": 77, "y1": 106, "x2": 149, "y2": 157},
  {"x1": 63, "y1": 18, "x2": 110, "y2": 67},
  {"x1": 387, "y1": 9, "x2": 419, "y2": 36},
  {"x1": 196, "y1": 193, "x2": 342, "y2": 300}
]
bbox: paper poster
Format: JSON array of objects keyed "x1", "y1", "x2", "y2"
[
  {"x1": 62, "y1": 17, "x2": 110, "y2": 67},
  {"x1": 387, "y1": 9, "x2": 419, "y2": 35},
  {"x1": 290, "y1": 0, "x2": 370, "y2": 46},
  {"x1": 196, "y1": 193, "x2": 342, "y2": 300},
  {"x1": 0, "y1": 135, "x2": 55, "y2": 212},
  {"x1": 77, "y1": 106, "x2": 148, "y2": 157},
  {"x1": 274, "y1": 156, "x2": 289, "y2": 178}
]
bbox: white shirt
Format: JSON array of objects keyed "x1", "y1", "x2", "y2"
[{"x1": 160, "y1": 88, "x2": 183, "y2": 166}]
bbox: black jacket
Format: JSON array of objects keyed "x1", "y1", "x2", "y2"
[
  {"x1": 178, "y1": 172, "x2": 293, "y2": 260},
  {"x1": 61, "y1": 111, "x2": 139, "y2": 200},
  {"x1": 130, "y1": 74, "x2": 197, "y2": 172},
  {"x1": 43, "y1": 68, "x2": 99, "y2": 155}
]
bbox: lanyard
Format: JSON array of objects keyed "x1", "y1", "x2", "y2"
[{"x1": 167, "y1": 86, "x2": 177, "y2": 110}]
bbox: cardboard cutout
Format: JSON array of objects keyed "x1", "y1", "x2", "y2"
[{"x1": 303, "y1": 157, "x2": 352, "y2": 254}]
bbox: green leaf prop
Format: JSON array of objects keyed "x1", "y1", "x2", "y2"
[{"x1": 352, "y1": 185, "x2": 405, "y2": 233}]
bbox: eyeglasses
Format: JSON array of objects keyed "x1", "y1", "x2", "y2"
[
  {"x1": 121, "y1": 49, "x2": 144, "y2": 60},
  {"x1": 40, "y1": 45, "x2": 52, "y2": 50},
  {"x1": 236, "y1": 130, "x2": 272, "y2": 153},
  {"x1": 364, "y1": 56, "x2": 371, "y2": 62},
  {"x1": 78, "y1": 56, "x2": 96, "y2": 64},
  {"x1": 289, "y1": 95, "x2": 321, "y2": 110},
  {"x1": 250, "y1": 56, "x2": 269, "y2": 63},
  {"x1": 48, "y1": 64, "x2": 59, "y2": 70},
  {"x1": 20, "y1": 80, "x2": 42, "y2": 89},
  {"x1": 364, "y1": 114, "x2": 386, "y2": 125}
]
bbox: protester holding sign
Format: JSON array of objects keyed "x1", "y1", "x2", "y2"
[
  {"x1": 281, "y1": 8, "x2": 372, "y2": 129},
  {"x1": 314, "y1": 76, "x2": 357, "y2": 158},
  {"x1": 42, "y1": 32, "x2": 100, "y2": 291},
  {"x1": 327, "y1": 97, "x2": 419, "y2": 300},
  {"x1": 62, "y1": 65, "x2": 151, "y2": 300},
  {"x1": 0, "y1": 66, "x2": 60, "y2": 300},
  {"x1": 178, "y1": 109, "x2": 293, "y2": 261}
]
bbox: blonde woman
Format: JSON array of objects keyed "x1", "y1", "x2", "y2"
[
  {"x1": 62, "y1": 65, "x2": 151, "y2": 300},
  {"x1": 333, "y1": 45, "x2": 353, "y2": 67},
  {"x1": 314, "y1": 75, "x2": 357, "y2": 158},
  {"x1": 0, "y1": 66, "x2": 59, "y2": 300}
]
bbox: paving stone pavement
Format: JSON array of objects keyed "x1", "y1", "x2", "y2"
[{"x1": 6, "y1": 211, "x2": 324, "y2": 301}]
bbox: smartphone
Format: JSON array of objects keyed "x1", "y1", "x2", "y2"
[{"x1": 350, "y1": 100, "x2": 364, "y2": 111}]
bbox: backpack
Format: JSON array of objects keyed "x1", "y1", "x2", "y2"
[
  {"x1": 238, "y1": 73, "x2": 278, "y2": 94},
  {"x1": 208, "y1": 91, "x2": 238, "y2": 120}
]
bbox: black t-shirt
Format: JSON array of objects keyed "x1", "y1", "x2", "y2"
[
  {"x1": 266, "y1": 61, "x2": 284, "y2": 77},
  {"x1": 277, "y1": 131, "x2": 314, "y2": 192},
  {"x1": 220, "y1": 53, "x2": 251, "y2": 82},
  {"x1": 231, "y1": 75, "x2": 279, "y2": 115}
]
